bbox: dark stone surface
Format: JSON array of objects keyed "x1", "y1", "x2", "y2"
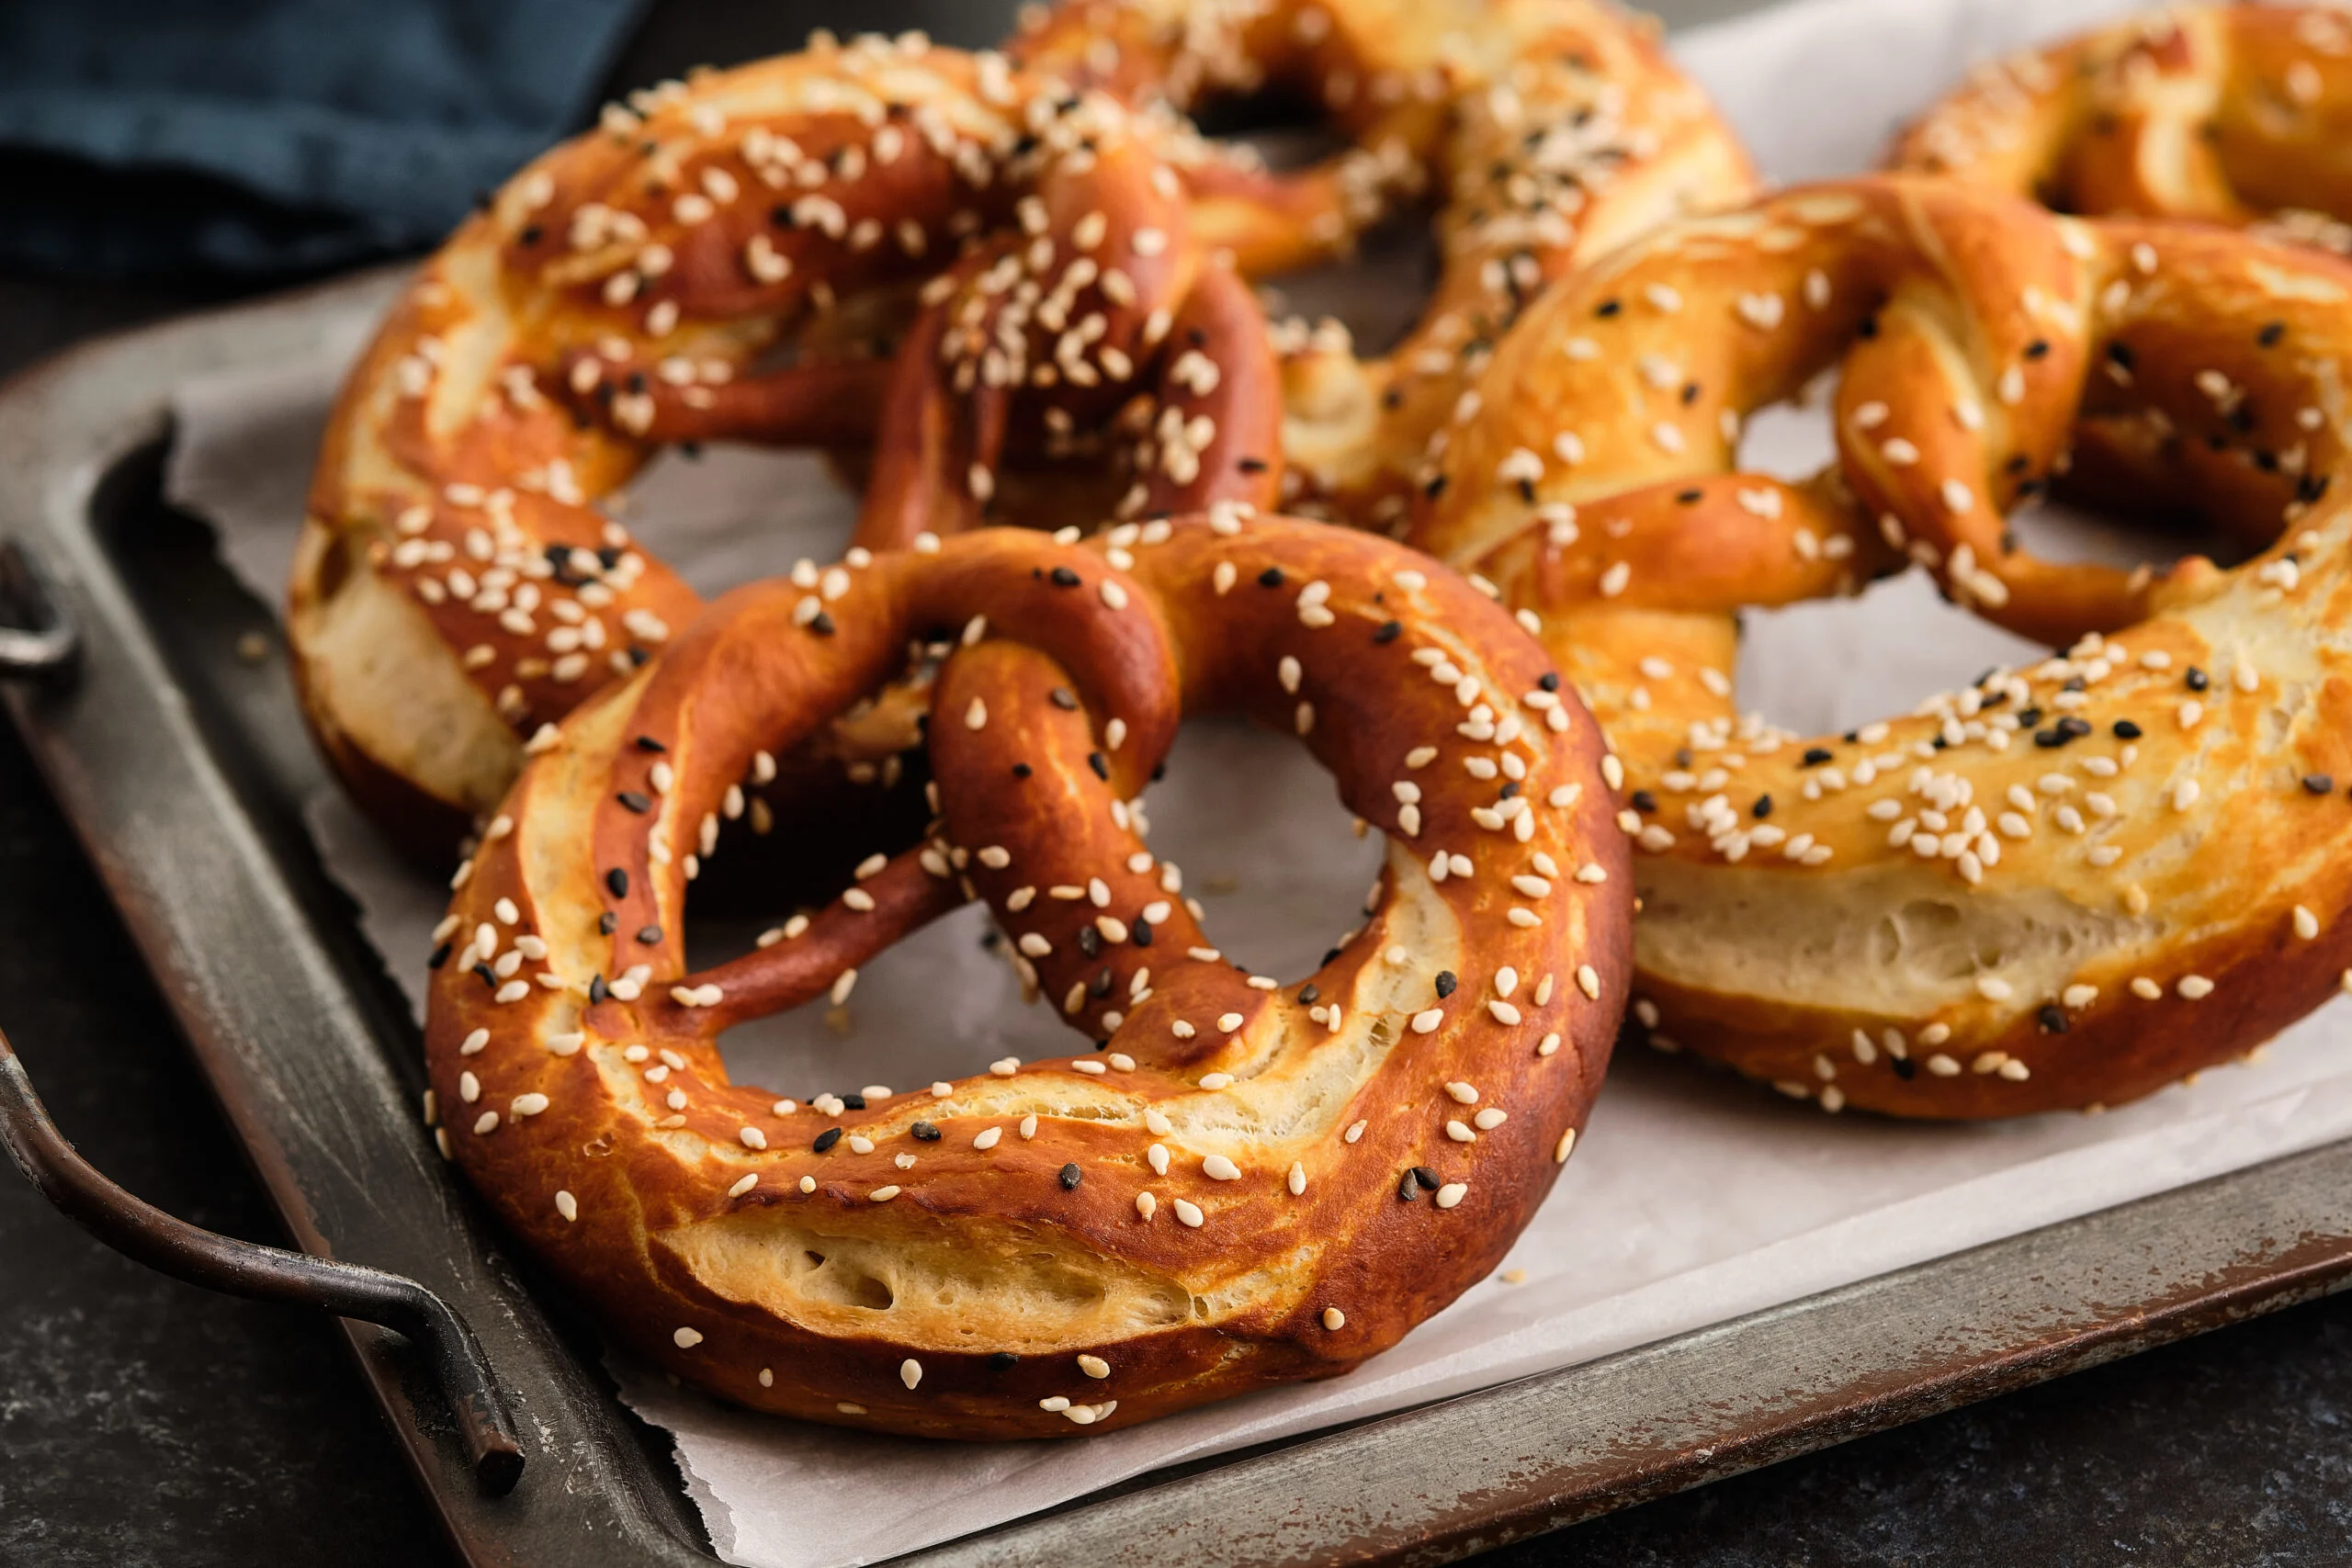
[
  {"x1": 0, "y1": 660, "x2": 457, "y2": 1568},
  {"x1": 6, "y1": 6, "x2": 2352, "y2": 1565}
]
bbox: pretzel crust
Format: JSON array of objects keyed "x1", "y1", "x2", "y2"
[
  {"x1": 423, "y1": 513, "x2": 1628, "y2": 1437},
  {"x1": 1890, "y1": 3, "x2": 2352, "y2": 250},
  {"x1": 1416, "y1": 176, "x2": 2352, "y2": 1117}
]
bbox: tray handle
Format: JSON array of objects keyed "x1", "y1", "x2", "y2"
[
  {"x1": 0, "y1": 536, "x2": 79, "y2": 674},
  {"x1": 0, "y1": 1024, "x2": 525, "y2": 1495}
]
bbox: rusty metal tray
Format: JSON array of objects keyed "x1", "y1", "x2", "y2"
[{"x1": 6, "y1": 272, "x2": 2352, "y2": 1568}]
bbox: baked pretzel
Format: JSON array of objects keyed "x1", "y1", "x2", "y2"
[
  {"x1": 422, "y1": 513, "x2": 1629, "y2": 1437},
  {"x1": 294, "y1": 28, "x2": 1305, "y2": 854},
  {"x1": 1890, "y1": 3, "x2": 2352, "y2": 251},
  {"x1": 1418, "y1": 176, "x2": 2352, "y2": 1117},
  {"x1": 1257, "y1": 0, "x2": 1758, "y2": 529}
]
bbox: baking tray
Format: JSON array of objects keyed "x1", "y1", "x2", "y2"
[{"x1": 7, "y1": 271, "x2": 2352, "y2": 1568}]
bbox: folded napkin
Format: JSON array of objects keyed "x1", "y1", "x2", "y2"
[{"x1": 0, "y1": 0, "x2": 646, "y2": 276}]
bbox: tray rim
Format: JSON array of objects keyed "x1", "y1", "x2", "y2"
[{"x1": 6, "y1": 271, "x2": 2352, "y2": 1568}]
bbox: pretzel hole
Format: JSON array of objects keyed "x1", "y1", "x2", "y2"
[{"x1": 1735, "y1": 389, "x2": 1837, "y2": 483}]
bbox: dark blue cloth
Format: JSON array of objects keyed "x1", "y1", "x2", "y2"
[{"x1": 0, "y1": 0, "x2": 648, "y2": 277}]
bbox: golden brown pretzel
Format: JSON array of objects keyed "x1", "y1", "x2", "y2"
[
  {"x1": 1415, "y1": 176, "x2": 2352, "y2": 1117},
  {"x1": 1890, "y1": 3, "x2": 2352, "y2": 249},
  {"x1": 422, "y1": 513, "x2": 1629, "y2": 1437},
  {"x1": 1257, "y1": 0, "x2": 1759, "y2": 530},
  {"x1": 293, "y1": 27, "x2": 1316, "y2": 855}
]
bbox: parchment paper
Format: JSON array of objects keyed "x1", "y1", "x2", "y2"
[{"x1": 164, "y1": 0, "x2": 2352, "y2": 1561}]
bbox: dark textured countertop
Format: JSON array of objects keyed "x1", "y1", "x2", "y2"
[{"x1": 7, "y1": 4, "x2": 2352, "y2": 1563}]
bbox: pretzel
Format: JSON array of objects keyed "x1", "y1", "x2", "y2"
[
  {"x1": 1416, "y1": 176, "x2": 2352, "y2": 1117},
  {"x1": 1257, "y1": 0, "x2": 1758, "y2": 530},
  {"x1": 293, "y1": 28, "x2": 1301, "y2": 854},
  {"x1": 1890, "y1": 3, "x2": 2352, "y2": 251},
  {"x1": 421, "y1": 513, "x2": 1629, "y2": 1437}
]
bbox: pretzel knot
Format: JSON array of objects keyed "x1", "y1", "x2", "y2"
[
  {"x1": 424, "y1": 513, "x2": 1630, "y2": 1438},
  {"x1": 1414, "y1": 175, "x2": 2352, "y2": 1118},
  {"x1": 1890, "y1": 3, "x2": 2352, "y2": 252}
]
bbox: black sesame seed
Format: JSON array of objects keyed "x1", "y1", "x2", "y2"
[
  {"x1": 1398, "y1": 1173, "x2": 1420, "y2": 1201},
  {"x1": 589, "y1": 974, "x2": 609, "y2": 1004},
  {"x1": 637, "y1": 925, "x2": 662, "y2": 945},
  {"x1": 2024, "y1": 338, "x2": 2050, "y2": 359},
  {"x1": 597, "y1": 911, "x2": 616, "y2": 936},
  {"x1": 634, "y1": 735, "x2": 667, "y2": 752},
  {"x1": 2304, "y1": 774, "x2": 2335, "y2": 795},
  {"x1": 1680, "y1": 382, "x2": 1701, "y2": 405},
  {"x1": 427, "y1": 942, "x2": 453, "y2": 969},
  {"x1": 2035, "y1": 727, "x2": 2067, "y2": 749},
  {"x1": 1595, "y1": 299, "x2": 1623, "y2": 318},
  {"x1": 1088, "y1": 751, "x2": 1109, "y2": 780},
  {"x1": 1078, "y1": 925, "x2": 1102, "y2": 958},
  {"x1": 1893, "y1": 1056, "x2": 1917, "y2": 1079},
  {"x1": 910, "y1": 1122, "x2": 941, "y2": 1142},
  {"x1": 1299, "y1": 984, "x2": 1320, "y2": 1004},
  {"x1": 2016, "y1": 706, "x2": 2043, "y2": 728},
  {"x1": 1132, "y1": 919, "x2": 1152, "y2": 947},
  {"x1": 605, "y1": 868, "x2": 630, "y2": 897},
  {"x1": 1539, "y1": 671, "x2": 1560, "y2": 692},
  {"x1": 814, "y1": 1127, "x2": 842, "y2": 1152},
  {"x1": 989, "y1": 1351, "x2": 1019, "y2": 1371},
  {"x1": 1050, "y1": 687, "x2": 1079, "y2": 710},
  {"x1": 1676, "y1": 488, "x2": 1703, "y2": 504},
  {"x1": 1423, "y1": 473, "x2": 1449, "y2": 500},
  {"x1": 1258, "y1": 567, "x2": 1285, "y2": 588},
  {"x1": 2060, "y1": 716, "x2": 2092, "y2": 739},
  {"x1": 2186, "y1": 667, "x2": 2209, "y2": 692},
  {"x1": 1434, "y1": 971, "x2": 1457, "y2": 998},
  {"x1": 2113, "y1": 719, "x2": 2143, "y2": 739},
  {"x1": 1049, "y1": 566, "x2": 1081, "y2": 588},
  {"x1": 1088, "y1": 966, "x2": 1114, "y2": 998},
  {"x1": 808, "y1": 611, "x2": 835, "y2": 636},
  {"x1": 1801, "y1": 746, "x2": 1833, "y2": 767},
  {"x1": 1412, "y1": 1166, "x2": 1441, "y2": 1190},
  {"x1": 2106, "y1": 342, "x2": 2135, "y2": 369},
  {"x1": 2259, "y1": 321, "x2": 2287, "y2": 347},
  {"x1": 1374, "y1": 620, "x2": 1402, "y2": 644},
  {"x1": 1012, "y1": 762, "x2": 1032, "y2": 778},
  {"x1": 1058, "y1": 1163, "x2": 1082, "y2": 1190},
  {"x1": 2039, "y1": 1004, "x2": 2070, "y2": 1034},
  {"x1": 842, "y1": 1092, "x2": 866, "y2": 1111},
  {"x1": 1752, "y1": 795, "x2": 1773, "y2": 818},
  {"x1": 616, "y1": 790, "x2": 651, "y2": 813},
  {"x1": 1630, "y1": 789, "x2": 1657, "y2": 813},
  {"x1": 1237, "y1": 456, "x2": 1269, "y2": 473}
]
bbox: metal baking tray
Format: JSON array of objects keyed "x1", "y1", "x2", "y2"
[{"x1": 6, "y1": 272, "x2": 2352, "y2": 1568}]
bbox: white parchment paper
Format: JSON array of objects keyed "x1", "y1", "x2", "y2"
[{"x1": 164, "y1": 0, "x2": 2352, "y2": 1561}]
